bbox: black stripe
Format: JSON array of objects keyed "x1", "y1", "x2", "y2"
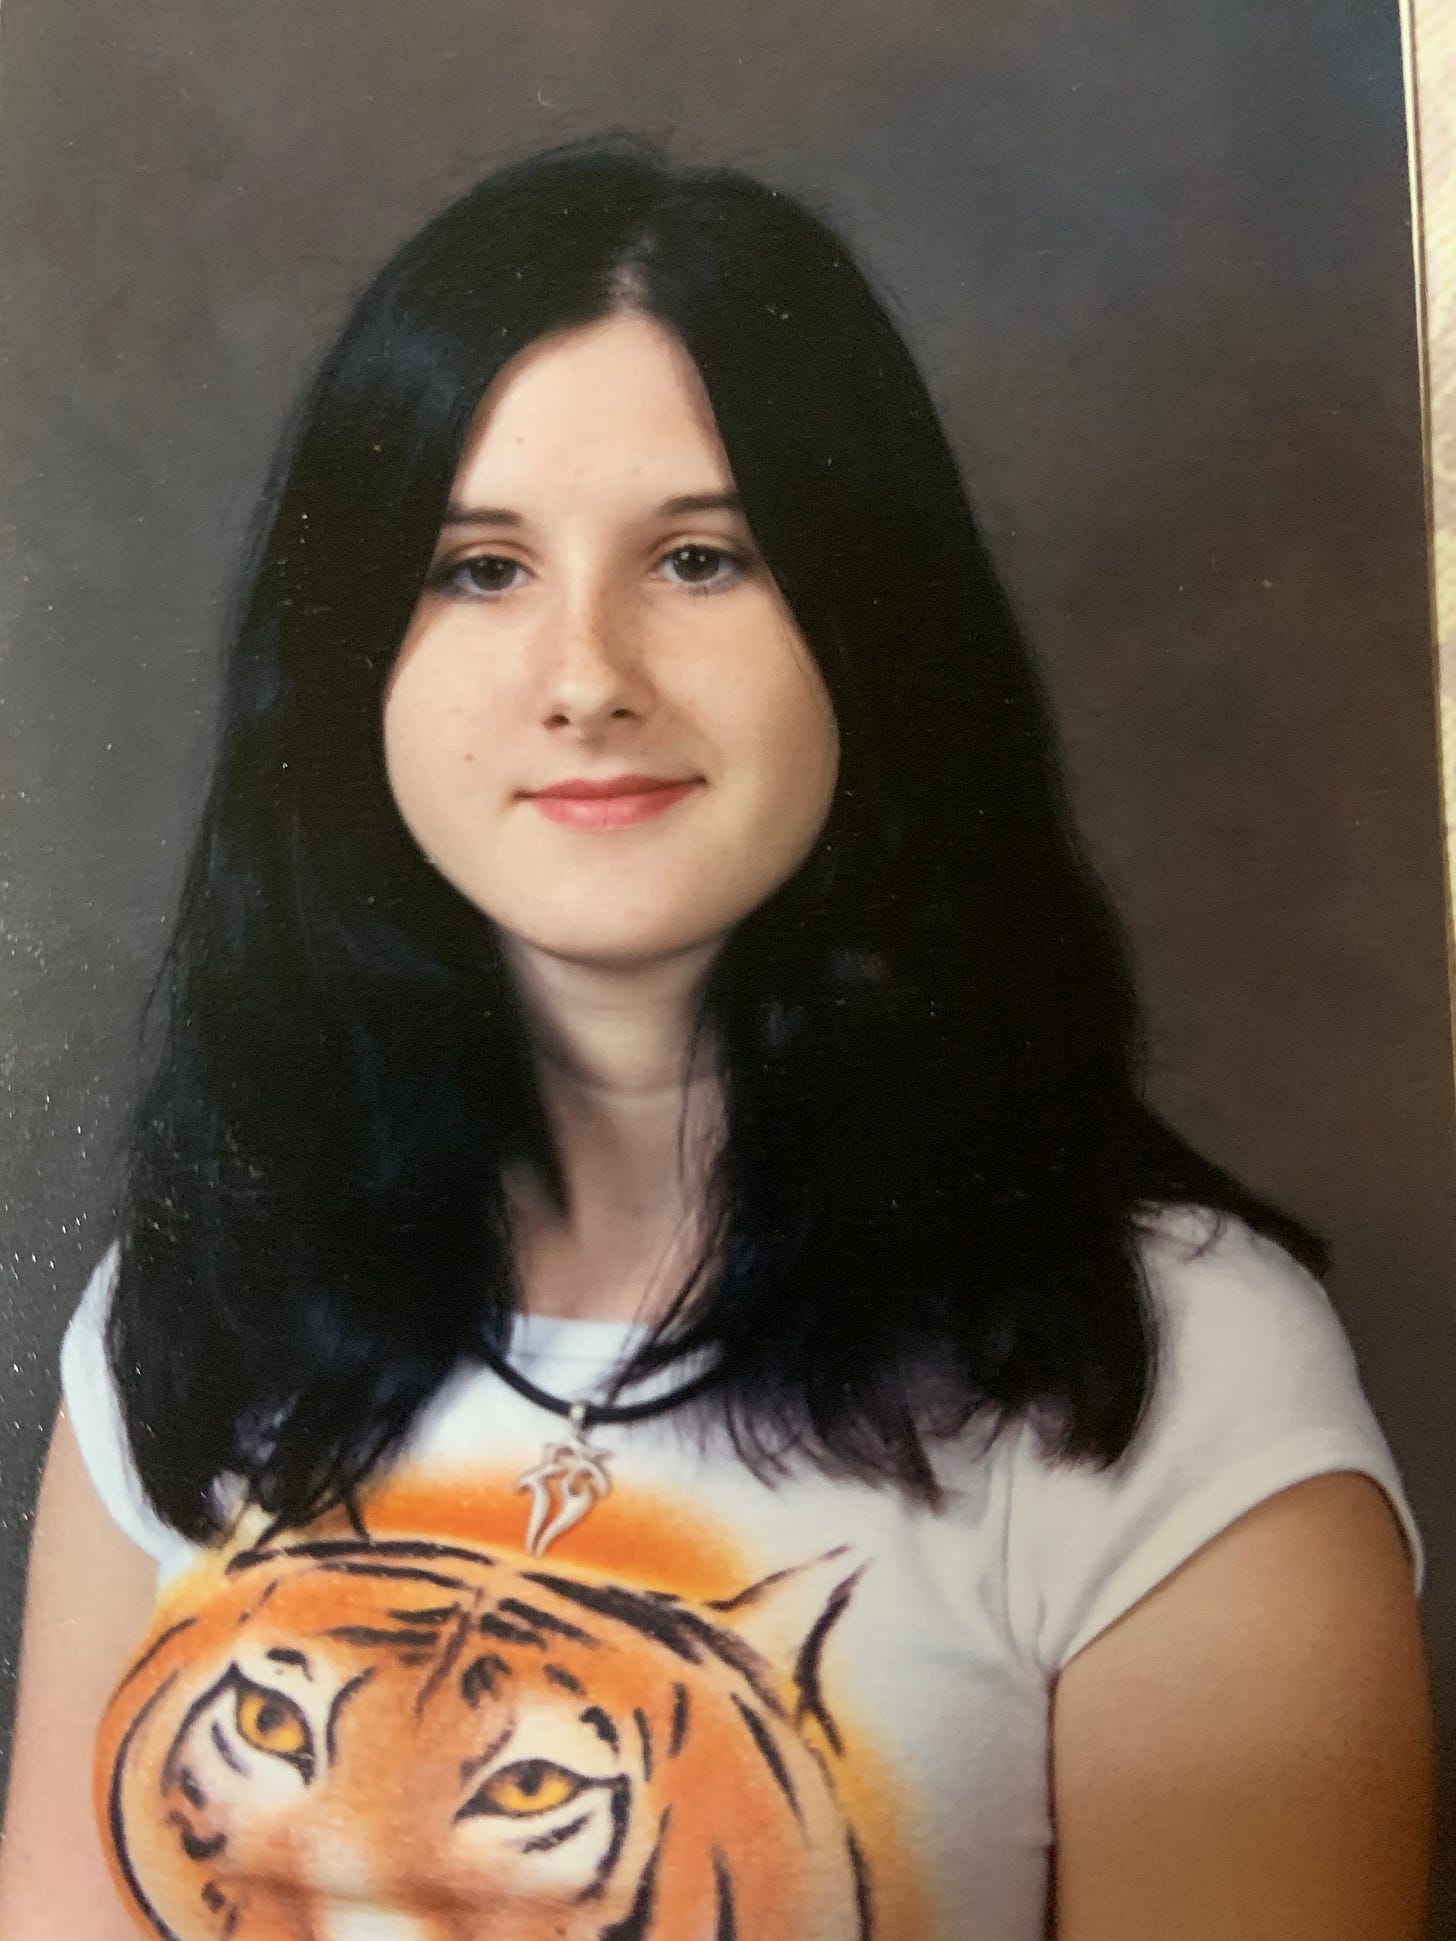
[
  {"x1": 110, "y1": 1677, "x2": 190, "y2": 1941},
  {"x1": 581, "y1": 1778, "x2": 636, "y2": 1904},
  {"x1": 670, "y1": 1608, "x2": 785, "y2": 1711},
  {"x1": 582, "y1": 1705, "x2": 619, "y2": 1752},
  {"x1": 496, "y1": 1596, "x2": 597, "y2": 1644},
  {"x1": 712, "y1": 1849, "x2": 737, "y2": 1940},
  {"x1": 522, "y1": 1808, "x2": 592, "y2": 1854},
  {"x1": 667, "y1": 1682, "x2": 690, "y2": 1757},
  {"x1": 111, "y1": 1618, "x2": 198, "y2": 1699},
  {"x1": 209, "y1": 1721, "x2": 246, "y2": 1776},
  {"x1": 476, "y1": 1612, "x2": 546, "y2": 1647},
  {"x1": 731, "y1": 1697, "x2": 800, "y2": 1823},
  {"x1": 169, "y1": 1812, "x2": 225, "y2": 1863},
  {"x1": 264, "y1": 1647, "x2": 312, "y2": 1678},
  {"x1": 848, "y1": 1829, "x2": 875, "y2": 1939},
  {"x1": 320, "y1": 1625, "x2": 439, "y2": 1649},
  {"x1": 634, "y1": 1708, "x2": 653, "y2": 1779},
  {"x1": 544, "y1": 1663, "x2": 584, "y2": 1694},
  {"x1": 162, "y1": 1673, "x2": 238, "y2": 1795},
  {"x1": 313, "y1": 1560, "x2": 469, "y2": 1591},
  {"x1": 413, "y1": 1605, "x2": 478, "y2": 1717},
  {"x1": 598, "y1": 1807, "x2": 665, "y2": 1938},
  {"x1": 792, "y1": 1567, "x2": 864, "y2": 1757},
  {"x1": 228, "y1": 1537, "x2": 501, "y2": 1575},
  {"x1": 241, "y1": 1578, "x2": 282, "y2": 1620},
  {"x1": 523, "y1": 1574, "x2": 702, "y2": 1662},
  {"x1": 325, "y1": 1668, "x2": 375, "y2": 1763},
  {"x1": 461, "y1": 1653, "x2": 511, "y2": 1705}
]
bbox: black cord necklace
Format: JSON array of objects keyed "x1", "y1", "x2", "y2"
[
  {"x1": 476, "y1": 1334, "x2": 725, "y2": 1425},
  {"x1": 474, "y1": 1331, "x2": 724, "y2": 1557}
]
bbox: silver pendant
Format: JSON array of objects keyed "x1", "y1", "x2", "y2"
[{"x1": 516, "y1": 1403, "x2": 613, "y2": 1557}]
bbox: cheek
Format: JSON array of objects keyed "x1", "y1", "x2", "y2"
[
  {"x1": 382, "y1": 659, "x2": 493, "y2": 844},
  {"x1": 684, "y1": 606, "x2": 837, "y2": 787},
  {"x1": 748, "y1": 661, "x2": 841, "y2": 827}
]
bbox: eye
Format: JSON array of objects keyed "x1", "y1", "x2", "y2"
[
  {"x1": 659, "y1": 543, "x2": 745, "y2": 594},
  {"x1": 436, "y1": 553, "x2": 529, "y2": 600},
  {"x1": 233, "y1": 1678, "x2": 315, "y2": 1779},
  {"x1": 457, "y1": 1759, "x2": 588, "y2": 1821}
]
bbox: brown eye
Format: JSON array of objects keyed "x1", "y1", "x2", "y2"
[
  {"x1": 233, "y1": 1679, "x2": 314, "y2": 1778},
  {"x1": 660, "y1": 544, "x2": 742, "y2": 592},
  {"x1": 461, "y1": 1759, "x2": 586, "y2": 1819},
  {"x1": 444, "y1": 553, "x2": 527, "y2": 599}
]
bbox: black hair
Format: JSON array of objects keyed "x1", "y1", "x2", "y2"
[{"x1": 108, "y1": 133, "x2": 1323, "y2": 1539}]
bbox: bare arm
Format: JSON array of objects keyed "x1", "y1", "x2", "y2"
[
  {"x1": 1050, "y1": 1470, "x2": 1432, "y2": 1939},
  {"x1": 0, "y1": 1403, "x2": 163, "y2": 1939}
]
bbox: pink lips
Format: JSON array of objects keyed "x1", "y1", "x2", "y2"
[{"x1": 522, "y1": 774, "x2": 701, "y2": 829}]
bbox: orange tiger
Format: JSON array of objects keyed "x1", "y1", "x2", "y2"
[{"x1": 98, "y1": 1535, "x2": 873, "y2": 1940}]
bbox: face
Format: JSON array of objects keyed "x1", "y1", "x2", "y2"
[
  {"x1": 383, "y1": 312, "x2": 840, "y2": 972},
  {"x1": 100, "y1": 1538, "x2": 869, "y2": 1941}
]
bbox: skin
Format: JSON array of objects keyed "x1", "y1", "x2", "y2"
[
  {"x1": 385, "y1": 314, "x2": 840, "y2": 975},
  {"x1": 0, "y1": 312, "x2": 1432, "y2": 1936},
  {"x1": 0, "y1": 1409, "x2": 160, "y2": 1941},
  {"x1": 1051, "y1": 1471, "x2": 1431, "y2": 1939},
  {"x1": 383, "y1": 311, "x2": 840, "y2": 1319}
]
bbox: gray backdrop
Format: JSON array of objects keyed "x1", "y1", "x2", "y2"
[{"x1": 3, "y1": 0, "x2": 1453, "y2": 1923}]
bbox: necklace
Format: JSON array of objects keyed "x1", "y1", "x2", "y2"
[{"x1": 476, "y1": 1335, "x2": 724, "y2": 1557}]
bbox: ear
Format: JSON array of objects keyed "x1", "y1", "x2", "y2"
[{"x1": 709, "y1": 1549, "x2": 866, "y2": 1751}]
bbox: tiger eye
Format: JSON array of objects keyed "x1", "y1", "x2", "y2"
[
  {"x1": 479, "y1": 1760, "x2": 584, "y2": 1817},
  {"x1": 235, "y1": 1681, "x2": 311, "y2": 1764}
]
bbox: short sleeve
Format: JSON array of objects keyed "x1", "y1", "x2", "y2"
[
  {"x1": 1007, "y1": 1210, "x2": 1424, "y2": 1676},
  {"x1": 59, "y1": 1245, "x2": 193, "y2": 1573}
]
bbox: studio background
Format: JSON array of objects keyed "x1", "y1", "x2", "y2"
[{"x1": 2, "y1": 0, "x2": 1452, "y2": 1923}]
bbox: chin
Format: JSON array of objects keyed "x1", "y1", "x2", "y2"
[
  {"x1": 496, "y1": 905, "x2": 736, "y2": 974},
  {"x1": 529, "y1": 929, "x2": 727, "y2": 972}
]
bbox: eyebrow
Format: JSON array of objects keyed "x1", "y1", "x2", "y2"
[{"x1": 439, "y1": 491, "x2": 744, "y2": 528}]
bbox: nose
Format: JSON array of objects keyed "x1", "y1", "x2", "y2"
[
  {"x1": 319, "y1": 1900, "x2": 435, "y2": 1940},
  {"x1": 540, "y1": 582, "x2": 650, "y2": 735}
]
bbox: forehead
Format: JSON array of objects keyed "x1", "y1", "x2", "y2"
[
  {"x1": 230, "y1": 1545, "x2": 496, "y2": 1629},
  {"x1": 451, "y1": 311, "x2": 733, "y2": 504},
  {"x1": 224, "y1": 1548, "x2": 744, "y2": 1676},
  {"x1": 218, "y1": 1553, "x2": 710, "y2": 1719}
]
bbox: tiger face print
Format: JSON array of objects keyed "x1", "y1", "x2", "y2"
[{"x1": 100, "y1": 1536, "x2": 872, "y2": 1940}]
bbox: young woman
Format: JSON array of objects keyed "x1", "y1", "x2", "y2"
[{"x1": 0, "y1": 136, "x2": 1431, "y2": 1940}]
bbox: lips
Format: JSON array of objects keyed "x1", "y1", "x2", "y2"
[{"x1": 522, "y1": 774, "x2": 702, "y2": 829}]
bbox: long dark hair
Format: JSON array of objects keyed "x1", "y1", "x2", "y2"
[{"x1": 109, "y1": 134, "x2": 1322, "y2": 1540}]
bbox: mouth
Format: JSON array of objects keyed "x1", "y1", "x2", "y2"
[{"x1": 520, "y1": 775, "x2": 703, "y2": 829}]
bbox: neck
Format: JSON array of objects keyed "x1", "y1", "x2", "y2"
[{"x1": 501, "y1": 940, "x2": 725, "y2": 1324}]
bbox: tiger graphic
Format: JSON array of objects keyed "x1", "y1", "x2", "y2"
[{"x1": 99, "y1": 1535, "x2": 873, "y2": 1940}]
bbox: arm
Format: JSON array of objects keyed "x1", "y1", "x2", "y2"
[
  {"x1": 1050, "y1": 1470, "x2": 1432, "y2": 1940},
  {"x1": 0, "y1": 1403, "x2": 164, "y2": 1939}
]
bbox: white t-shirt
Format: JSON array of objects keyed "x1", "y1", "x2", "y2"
[{"x1": 61, "y1": 1209, "x2": 1422, "y2": 1941}]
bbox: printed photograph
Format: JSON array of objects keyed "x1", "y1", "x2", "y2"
[{"x1": 1, "y1": 3, "x2": 1450, "y2": 1934}]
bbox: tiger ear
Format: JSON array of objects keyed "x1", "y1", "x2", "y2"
[{"x1": 709, "y1": 1547, "x2": 866, "y2": 1687}]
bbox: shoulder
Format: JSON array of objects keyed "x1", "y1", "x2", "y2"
[
  {"x1": 1045, "y1": 1214, "x2": 1433, "y2": 1932},
  {"x1": 58, "y1": 1244, "x2": 197, "y2": 1576},
  {"x1": 1121, "y1": 1203, "x2": 1416, "y2": 1452},
  {"x1": 999, "y1": 1206, "x2": 1422, "y2": 1676},
  {"x1": 1133, "y1": 1204, "x2": 1363, "y2": 1424},
  {"x1": 1136, "y1": 1199, "x2": 1329, "y2": 1314},
  {"x1": 57, "y1": 1242, "x2": 124, "y2": 1459}
]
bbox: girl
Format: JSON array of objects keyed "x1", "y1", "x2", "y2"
[{"x1": 0, "y1": 136, "x2": 1431, "y2": 1939}]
